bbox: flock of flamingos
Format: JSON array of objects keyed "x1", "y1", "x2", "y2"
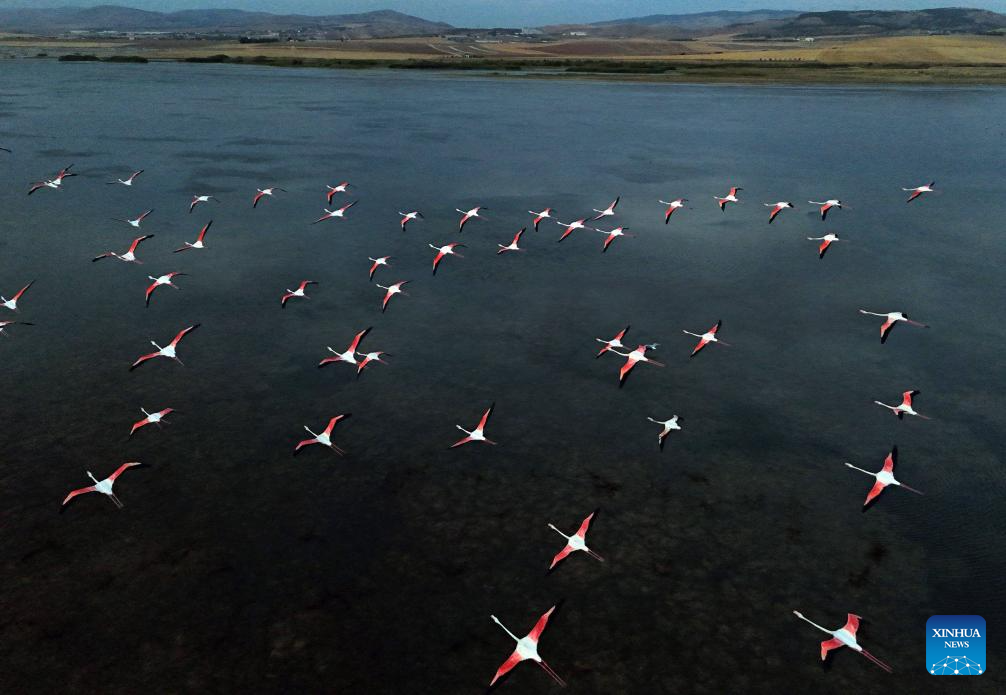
[{"x1": 11, "y1": 156, "x2": 940, "y2": 687}]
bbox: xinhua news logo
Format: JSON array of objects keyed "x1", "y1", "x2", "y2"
[{"x1": 927, "y1": 615, "x2": 985, "y2": 675}]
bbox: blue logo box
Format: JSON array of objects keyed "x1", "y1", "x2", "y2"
[{"x1": 927, "y1": 615, "x2": 985, "y2": 675}]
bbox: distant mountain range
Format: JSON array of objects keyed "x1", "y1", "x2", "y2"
[
  {"x1": 736, "y1": 8, "x2": 1006, "y2": 38},
  {"x1": 0, "y1": 5, "x2": 451, "y2": 37}
]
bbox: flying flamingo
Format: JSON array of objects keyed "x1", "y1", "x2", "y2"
[
  {"x1": 174, "y1": 221, "x2": 212, "y2": 252},
  {"x1": 607, "y1": 344, "x2": 664, "y2": 387},
  {"x1": 683, "y1": 320, "x2": 728, "y2": 357},
  {"x1": 398, "y1": 210, "x2": 423, "y2": 230},
  {"x1": 189, "y1": 194, "x2": 218, "y2": 213},
  {"x1": 295, "y1": 414, "x2": 350, "y2": 455},
  {"x1": 715, "y1": 187, "x2": 742, "y2": 210},
  {"x1": 92, "y1": 234, "x2": 154, "y2": 264},
  {"x1": 528, "y1": 207, "x2": 552, "y2": 232},
  {"x1": 874, "y1": 390, "x2": 929, "y2": 420},
  {"x1": 807, "y1": 233, "x2": 842, "y2": 259},
  {"x1": 765, "y1": 201, "x2": 794, "y2": 223},
  {"x1": 376, "y1": 281, "x2": 409, "y2": 312},
  {"x1": 456, "y1": 206, "x2": 486, "y2": 232},
  {"x1": 594, "y1": 226, "x2": 633, "y2": 252},
  {"x1": 312, "y1": 201, "x2": 357, "y2": 223},
  {"x1": 129, "y1": 324, "x2": 200, "y2": 370},
  {"x1": 489, "y1": 606, "x2": 566, "y2": 688},
  {"x1": 792, "y1": 611, "x2": 892, "y2": 672},
  {"x1": 451, "y1": 403, "x2": 495, "y2": 448},
  {"x1": 647, "y1": 415, "x2": 681, "y2": 451},
  {"x1": 318, "y1": 327, "x2": 371, "y2": 369},
  {"x1": 130, "y1": 407, "x2": 174, "y2": 436},
  {"x1": 112, "y1": 209, "x2": 153, "y2": 228},
  {"x1": 252, "y1": 187, "x2": 286, "y2": 208},
  {"x1": 281, "y1": 280, "x2": 317, "y2": 308},
  {"x1": 1, "y1": 280, "x2": 34, "y2": 312},
  {"x1": 595, "y1": 325, "x2": 629, "y2": 358},
  {"x1": 145, "y1": 272, "x2": 186, "y2": 307},
  {"x1": 0, "y1": 320, "x2": 32, "y2": 336},
  {"x1": 430, "y1": 242, "x2": 464, "y2": 275},
  {"x1": 659, "y1": 198, "x2": 687, "y2": 223},
  {"x1": 808, "y1": 199, "x2": 843, "y2": 220},
  {"x1": 107, "y1": 170, "x2": 143, "y2": 186},
  {"x1": 903, "y1": 182, "x2": 935, "y2": 203},
  {"x1": 27, "y1": 179, "x2": 60, "y2": 195},
  {"x1": 555, "y1": 218, "x2": 587, "y2": 242},
  {"x1": 326, "y1": 181, "x2": 350, "y2": 203},
  {"x1": 356, "y1": 351, "x2": 389, "y2": 375},
  {"x1": 845, "y1": 446, "x2": 924, "y2": 506},
  {"x1": 497, "y1": 228, "x2": 525, "y2": 254},
  {"x1": 858, "y1": 309, "x2": 928, "y2": 344},
  {"x1": 62, "y1": 462, "x2": 143, "y2": 509},
  {"x1": 548, "y1": 510, "x2": 604, "y2": 570},
  {"x1": 592, "y1": 197, "x2": 619, "y2": 220},
  {"x1": 368, "y1": 256, "x2": 391, "y2": 280}
]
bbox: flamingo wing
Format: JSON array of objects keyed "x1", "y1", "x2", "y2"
[
  {"x1": 477, "y1": 403, "x2": 495, "y2": 431},
  {"x1": 842, "y1": 614, "x2": 861, "y2": 636},
  {"x1": 879, "y1": 318, "x2": 895, "y2": 342},
  {"x1": 108, "y1": 462, "x2": 141, "y2": 481},
  {"x1": 575, "y1": 511, "x2": 595, "y2": 539},
  {"x1": 528, "y1": 605, "x2": 556, "y2": 642},
  {"x1": 324, "y1": 414, "x2": 348, "y2": 435},
  {"x1": 130, "y1": 417, "x2": 151, "y2": 435},
  {"x1": 549, "y1": 543, "x2": 575, "y2": 570},
  {"x1": 882, "y1": 447, "x2": 896, "y2": 473},
  {"x1": 347, "y1": 327, "x2": 371, "y2": 353},
  {"x1": 252, "y1": 191, "x2": 265, "y2": 208},
  {"x1": 906, "y1": 189, "x2": 923, "y2": 203},
  {"x1": 489, "y1": 649, "x2": 523, "y2": 687},
  {"x1": 145, "y1": 281, "x2": 158, "y2": 306},
  {"x1": 171, "y1": 324, "x2": 199, "y2": 346},
  {"x1": 901, "y1": 390, "x2": 916, "y2": 407},
  {"x1": 450, "y1": 435, "x2": 472, "y2": 448},
  {"x1": 62, "y1": 485, "x2": 97, "y2": 506},
  {"x1": 618, "y1": 357, "x2": 637, "y2": 383},
  {"x1": 818, "y1": 239, "x2": 831, "y2": 258},
  {"x1": 768, "y1": 206, "x2": 781, "y2": 223},
  {"x1": 690, "y1": 338, "x2": 709, "y2": 357},
  {"x1": 820, "y1": 637, "x2": 845, "y2": 660},
  {"x1": 294, "y1": 438, "x2": 318, "y2": 452},
  {"x1": 864, "y1": 479, "x2": 887, "y2": 505},
  {"x1": 129, "y1": 351, "x2": 161, "y2": 370}
]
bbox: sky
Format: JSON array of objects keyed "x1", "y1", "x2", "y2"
[{"x1": 4, "y1": 1, "x2": 1006, "y2": 26}]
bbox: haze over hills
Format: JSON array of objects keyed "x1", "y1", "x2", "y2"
[
  {"x1": 0, "y1": 5, "x2": 451, "y2": 37},
  {"x1": 737, "y1": 8, "x2": 1006, "y2": 37},
  {"x1": 547, "y1": 9, "x2": 803, "y2": 37}
]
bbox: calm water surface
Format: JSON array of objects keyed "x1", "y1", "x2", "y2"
[{"x1": 0, "y1": 61, "x2": 1004, "y2": 694}]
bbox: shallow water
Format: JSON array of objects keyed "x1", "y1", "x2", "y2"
[{"x1": 0, "y1": 61, "x2": 1004, "y2": 693}]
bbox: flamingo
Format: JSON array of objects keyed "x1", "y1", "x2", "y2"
[
  {"x1": 1, "y1": 280, "x2": 34, "y2": 312},
  {"x1": 874, "y1": 390, "x2": 929, "y2": 420},
  {"x1": 451, "y1": 403, "x2": 495, "y2": 448},
  {"x1": 326, "y1": 181, "x2": 350, "y2": 203},
  {"x1": 592, "y1": 196, "x2": 619, "y2": 220},
  {"x1": 607, "y1": 344, "x2": 664, "y2": 387},
  {"x1": 130, "y1": 407, "x2": 173, "y2": 436},
  {"x1": 189, "y1": 194, "x2": 218, "y2": 213},
  {"x1": 497, "y1": 228, "x2": 525, "y2": 254},
  {"x1": 356, "y1": 351, "x2": 389, "y2": 375},
  {"x1": 548, "y1": 510, "x2": 603, "y2": 570},
  {"x1": 555, "y1": 218, "x2": 587, "y2": 242},
  {"x1": 145, "y1": 272, "x2": 186, "y2": 307},
  {"x1": 683, "y1": 320, "x2": 728, "y2": 357},
  {"x1": 398, "y1": 210, "x2": 423, "y2": 230},
  {"x1": 368, "y1": 256, "x2": 391, "y2": 280},
  {"x1": 430, "y1": 242, "x2": 464, "y2": 275},
  {"x1": 92, "y1": 234, "x2": 154, "y2": 264},
  {"x1": 108, "y1": 170, "x2": 143, "y2": 186},
  {"x1": 659, "y1": 198, "x2": 687, "y2": 223},
  {"x1": 129, "y1": 324, "x2": 199, "y2": 370},
  {"x1": 715, "y1": 186, "x2": 742, "y2": 210},
  {"x1": 595, "y1": 325, "x2": 629, "y2": 358},
  {"x1": 174, "y1": 221, "x2": 212, "y2": 252},
  {"x1": 903, "y1": 182, "x2": 935, "y2": 203},
  {"x1": 281, "y1": 280, "x2": 317, "y2": 308},
  {"x1": 295, "y1": 414, "x2": 350, "y2": 455},
  {"x1": 27, "y1": 179, "x2": 60, "y2": 195},
  {"x1": 318, "y1": 327, "x2": 371, "y2": 368},
  {"x1": 376, "y1": 281, "x2": 409, "y2": 313},
  {"x1": 808, "y1": 199, "x2": 843, "y2": 220},
  {"x1": 456, "y1": 206, "x2": 485, "y2": 232},
  {"x1": 647, "y1": 415, "x2": 681, "y2": 451},
  {"x1": 62, "y1": 462, "x2": 143, "y2": 509},
  {"x1": 765, "y1": 201, "x2": 794, "y2": 223},
  {"x1": 858, "y1": 309, "x2": 928, "y2": 344},
  {"x1": 252, "y1": 187, "x2": 286, "y2": 208},
  {"x1": 845, "y1": 446, "x2": 924, "y2": 506},
  {"x1": 312, "y1": 201, "x2": 357, "y2": 223},
  {"x1": 0, "y1": 320, "x2": 32, "y2": 336},
  {"x1": 489, "y1": 606, "x2": 566, "y2": 688},
  {"x1": 792, "y1": 611, "x2": 892, "y2": 672},
  {"x1": 528, "y1": 207, "x2": 552, "y2": 232},
  {"x1": 807, "y1": 233, "x2": 842, "y2": 259},
  {"x1": 112, "y1": 209, "x2": 153, "y2": 228},
  {"x1": 594, "y1": 226, "x2": 632, "y2": 252}
]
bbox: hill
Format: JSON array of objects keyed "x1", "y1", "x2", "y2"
[
  {"x1": 736, "y1": 8, "x2": 1006, "y2": 38},
  {"x1": 544, "y1": 10, "x2": 801, "y2": 38},
  {"x1": 0, "y1": 5, "x2": 451, "y2": 37}
]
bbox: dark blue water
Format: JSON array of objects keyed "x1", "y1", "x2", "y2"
[{"x1": 0, "y1": 61, "x2": 1003, "y2": 693}]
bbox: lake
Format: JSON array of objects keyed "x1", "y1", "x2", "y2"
[{"x1": 0, "y1": 61, "x2": 1003, "y2": 693}]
